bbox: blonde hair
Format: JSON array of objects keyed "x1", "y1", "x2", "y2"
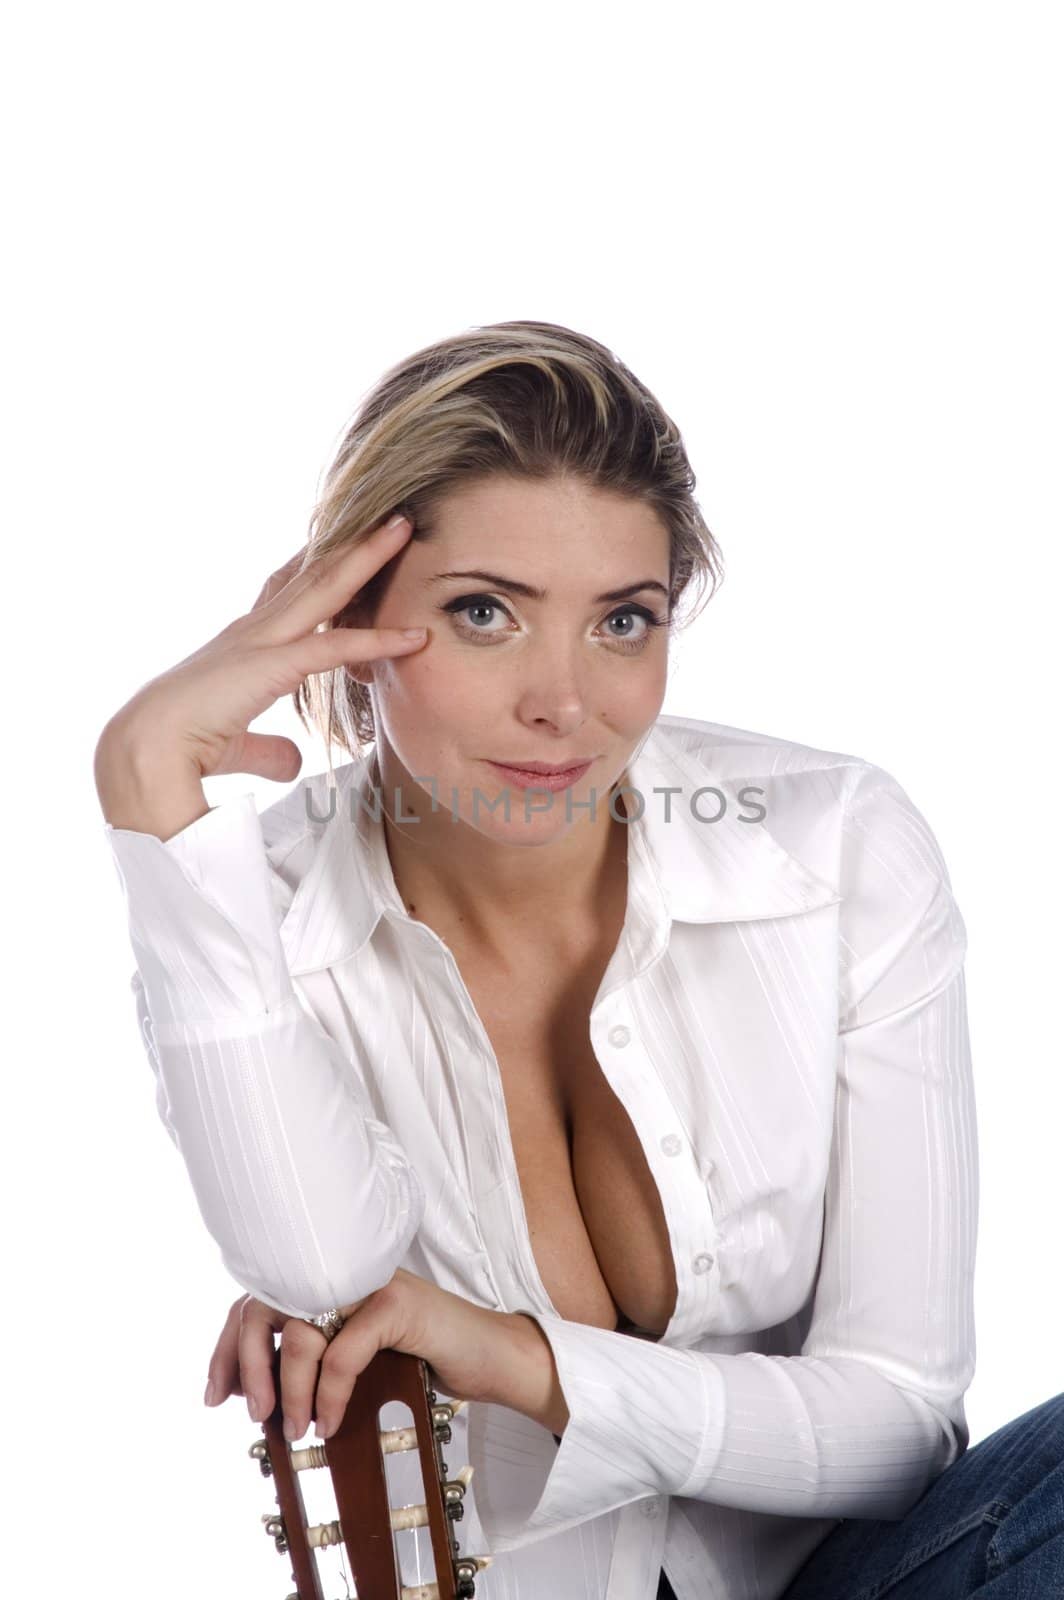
[{"x1": 293, "y1": 319, "x2": 724, "y2": 769}]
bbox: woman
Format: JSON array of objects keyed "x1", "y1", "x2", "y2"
[{"x1": 95, "y1": 321, "x2": 1062, "y2": 1599}]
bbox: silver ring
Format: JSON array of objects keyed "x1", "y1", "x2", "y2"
[{"x1": 304, "y1": 1308, "x2": 345, "y2": 1342}]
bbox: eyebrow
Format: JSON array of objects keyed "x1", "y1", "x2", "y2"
[{"x1": 427, "y1": 569, "x2": 670, "y2": 604}]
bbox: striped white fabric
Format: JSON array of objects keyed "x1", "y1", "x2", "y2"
[{"x1": 104, "y1": 713, "x2": 979, "y2": 1600}]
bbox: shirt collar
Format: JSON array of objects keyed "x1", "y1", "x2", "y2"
[{"x1": 278, "y1": 719, "x2": 842, "y2": 977}]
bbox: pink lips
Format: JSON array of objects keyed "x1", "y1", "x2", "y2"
[{"x1": 486, "y1": 759, "x2": 593, "y2": 792}]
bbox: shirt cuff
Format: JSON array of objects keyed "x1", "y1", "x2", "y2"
[
  {"x1": 470, "y1": 1316, "x2": 717, "y2": 1552},
  {"x1": 468, "y1": 1315, "x2": 965, "y2": 1553},
  {"x1": 105, "y1": 790, "x2": 296, "y2": 1028}
]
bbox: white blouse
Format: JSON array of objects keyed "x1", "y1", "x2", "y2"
[{"x1": 104, "y1": 712, "x2": 979, "y2": 1600}]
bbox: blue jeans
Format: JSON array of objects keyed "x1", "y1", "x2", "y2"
[
  {"x1": 656, "y1": 1391, "x2": 1064, "y2": 1599},
  {"x1": 781, "y1": 1391, "x2": 1064, "y2": 1598}
]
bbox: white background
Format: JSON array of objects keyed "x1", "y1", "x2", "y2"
[{"x1": 4, "y1": 3, "x2": 1061, "y2": 1595}]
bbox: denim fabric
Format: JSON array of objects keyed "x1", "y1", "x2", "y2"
[
  {"x1": 653, "y1": 1393, "x2": 1063, "y2": 1599},
  {"x1": 779, "y1": 1391, "x2": 1064, "y2": 1599}
]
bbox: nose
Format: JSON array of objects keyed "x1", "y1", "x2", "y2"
[{"x1": 512, "y1": 638, "x2": 591, "y2": 738}]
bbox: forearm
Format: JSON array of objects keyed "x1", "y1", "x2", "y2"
[{"x1": 105, "y1": 771, "x2": 427, "y2": 1317}]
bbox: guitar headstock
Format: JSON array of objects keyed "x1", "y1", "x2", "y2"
[{"x1": 247, "y1": 1343, "x2": 492, "y2": 1598}]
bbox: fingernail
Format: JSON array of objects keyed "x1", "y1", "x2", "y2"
[
  {"x1": 401, "y1": 627, "x2": 427, "y2": 638},
  {"x1": 247, "y1": 1396, "x2": 263, "y2": 1422},
  {"x1": 384, "y1": 513, "x2": 408, "y2": 532},
  {"x1": 283, "y1": 1416, "x2": 298, "y2": 1441},
  {"x1": 204, "y1": 1379, "x2": 216, "y2": 1406},
  {"x1": 314, "y1": 1417, "x2": 331, "y2": 1439}
]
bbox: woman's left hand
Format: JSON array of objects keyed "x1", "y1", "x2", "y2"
[{"x1": 204, "y1": 1267, "x2": 567, "y2": 1441}]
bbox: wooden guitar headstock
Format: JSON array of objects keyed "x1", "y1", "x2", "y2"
[{"x1": 247, "y1": 1343, "x2": 492, "y2": 1598}]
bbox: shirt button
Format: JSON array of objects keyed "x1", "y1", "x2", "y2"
[
  {"x1": 660, "y1": 1134, "x2": 682, "y2": 1156},
  {"x1": 608, "y1": 1024, "x2": 631, "y2": 1047},
  {"x1": 692, "y1": 1252, "x2": 714, "y2": 1275}
]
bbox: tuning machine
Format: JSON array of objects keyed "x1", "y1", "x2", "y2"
[
  {"x1": 261, "y1": 1507, "x2": 289, "y2": 1555},
  {"x1": 243, "y1": 1346, "x2": 492, "y2": 1597}
]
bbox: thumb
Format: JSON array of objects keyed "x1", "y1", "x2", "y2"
[{"x1": 212, "y1": 733, "x2": 304, "y2": 782}]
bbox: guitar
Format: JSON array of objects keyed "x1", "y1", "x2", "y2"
[{"x1": 248, "y1": 1342, "x2": 493, "y2": 1598}]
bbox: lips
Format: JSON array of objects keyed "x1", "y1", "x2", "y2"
[
  {"x1": 485, "y1": 757, "x2": 595, "y2": 793},
  {"x1": 493, "y1": 760, "x2": 594, "y2": 775}
]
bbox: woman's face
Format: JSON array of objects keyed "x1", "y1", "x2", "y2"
[{"x1": 352, "y1": 473, "x2": 673, "y2": 845}]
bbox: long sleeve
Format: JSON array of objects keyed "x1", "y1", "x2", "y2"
[
  {"x1": 477, "y1": 761, "x2": 979, "y2": 1553},
  {"x1": 105, "y1": 791, "x2": 425, "y2": 1320}
]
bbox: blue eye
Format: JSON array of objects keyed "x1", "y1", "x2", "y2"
[
  {"x1": 448, "y1": 597, "x2": 508, "y2": 635},
  {"x1": 605, "y1": 610, "x2": 649, "y2": 642},
  {"x1": 436, "y1": 594, "x2": 668, "y2": 652}
]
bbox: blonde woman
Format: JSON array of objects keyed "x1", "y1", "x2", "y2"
[{"x1": 95, "y1": 321, "x2": 1062, "y2": 1600}]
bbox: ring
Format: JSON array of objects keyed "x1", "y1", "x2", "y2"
[{"x1": 303, "y1": 1308, "x2": 345, "y2": 1342}]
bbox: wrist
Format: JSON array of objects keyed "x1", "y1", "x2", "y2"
[
  {"x1": 95, "y1": 721, "x2": 209, "y2": 841},
  {"x1": 501, "y1": 1312, "x2": 570, "y2": 1436}
]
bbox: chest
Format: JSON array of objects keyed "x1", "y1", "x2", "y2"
[
  {"x1": 301, "y1": 901, "x2": 842, "y2": 1348},
  {"x1": 451, "y1": 940, "x2": 679, "y2": 1338}
]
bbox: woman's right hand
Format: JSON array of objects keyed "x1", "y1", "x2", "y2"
[{"x1": 98, "y1": 512, "x2": 426, "y2": 785}]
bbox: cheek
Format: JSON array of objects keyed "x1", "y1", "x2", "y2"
[
  {"x1": 378, "y1": 654, "x2": 480, "y2": 719},
  {"x1": 609, "y1": 660, "x2": 668, "y2": 722}
]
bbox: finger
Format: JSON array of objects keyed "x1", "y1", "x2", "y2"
[
  {"x1": 312, "y1": 1300, "x2": 397, "y2": 1439},
  {"x1": 276, "y1": 621, "x2": 429, "y2": 689},
  {"x1": 238, "y1": 1300, "x2": 283, "y2": 1423},
  {"x1": 249, "y1": 514, "x2": 415, "y2": 646},
  {"x1": 279, "y1": 1320, "x2": 330, "y2": 1441},
  {"x1": 209, "y1": 732, "x2": 303, "y2": 782},
  {"x1": 219, "y1": 624, "x2": 428, "y2": 743},
  {"x1": 204, "y1": 1297, "x2": 247, "y2": 1407},
  {"x1": 251, "y1": 551, "x2": 309, "y2": 613}
]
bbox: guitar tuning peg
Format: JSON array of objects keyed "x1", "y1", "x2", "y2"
[
  {"x1": 430, "y1": 1397, "x2": 469, "y2": 1445},
  {"x1": 289, "y1": 1442, "x2": 329, "y2": 1471},
  {"x1": 442, "y1": 1462, "x2": 476, "y2": 1522},
  {"x1": 449, "y1": 1552, "x2": 495, "y2": 1599},
  {"x1": 248, "y1": 1438, "x2": 273, "y2": 1477},
  {"x1": 430, "y1": 1397, "x2": 469, "y2": 1424},
  {"x1": 260, "y1": 1511, "x2": 288, "y2": 1554}
]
